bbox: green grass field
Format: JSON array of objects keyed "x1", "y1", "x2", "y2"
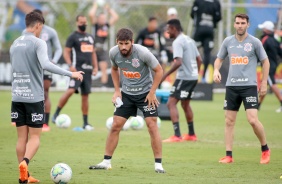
[{"x1": 0, "y1": 90, "x2": 281, "y2": 184}]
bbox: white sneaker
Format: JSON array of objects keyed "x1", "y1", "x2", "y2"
[
  {"x1": 275, "y1": 107, "x2": 282, "y2": 113},
  {"x1": 89, "y1": 160, "x2": 112, "y2": 170},
  {"x1": 84, "y1": 124, "x2": 94, "y2": 131},
  {"x1": 154, "y1": 163, "x2": 165, "y2": 173}
]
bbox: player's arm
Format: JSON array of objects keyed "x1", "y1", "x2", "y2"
[
  {"x1": 51, "y1": 31, "x2": 62, "y2": 64},
  {"x1": 16, "y1": 0, "x2": 35, "y2": 14},
  {"x1": 63, "y1": 47, "x2": 76, "y2": 72},
  {"x1": 36, "y1": 40, "x2": 83, "y2": 81},
  {"x1": 111, "y1": 65, "x2": 121, "y2": 103},
  {"x1": 92, "y1": 47, "x2": 98, "y2": 76},
  {"x1": 106, "y1": 5, "x2": 119, "y2": 26},
  {"x1": 213, "y1": 58, "x2": 224, "y2": 83},
  {"x1": 260, "y1": 58, "x2": 270, "y2": 96},
  {"x1": 196, "y1": 55, "x2": 202, "y2": 73},
  {"x1": 161, "y1": 57, "x2": 182, "y2": 82},
  {"x1": 88, "y1": 1, "x2": 98, "y2": 24}
]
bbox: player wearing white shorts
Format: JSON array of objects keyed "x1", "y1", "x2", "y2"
[
  {"x1": 213, "y1": 13, "x2": 270, "y2": 164},
  {"x1": 89, "y1": 28, "x2": 165, "y2": 173}
]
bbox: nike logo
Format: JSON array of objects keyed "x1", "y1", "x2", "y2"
[
  {"x1": 150, "y1": 111, "x2": 156, "y2": 114},
  {"x1": 251, "y1": 104, "x2": 256, "y2": 106}
]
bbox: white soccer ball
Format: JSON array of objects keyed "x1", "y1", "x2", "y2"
[
  {"x1": 161, "y1": 81, "x2": 172, "y2": 90},
  {"x1": 55, "y1": 114, "x2": 71, "y2": 128},
  {"x1": 122, "y1": 119, "x2": 131, "y2": 131},
  {"x1": 157, "y1": 117, "x2": 161, "y2": 128},
  {"x1": 106, "y1": 116, "x2": 113, "y2": 130},
  {"x1": 50, "y1": 163, "x2": 72, "y2": 184},
  {"x1": 130, "y1": 116, "x2": 145, "y2": 130},
  {"x1": 96, "y1": 0, "x2": 105, "y2": 7}
]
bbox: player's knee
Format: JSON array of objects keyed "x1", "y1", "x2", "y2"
[
  {"x1": 167, "y1": 102, "x2": 174, "y2": 109},
  {"x1": 247, "y1": 116, "x2": 258, "y2": 126},
  {"x1": 225, "y1": 117, "x2": 235, "y2": 127}
]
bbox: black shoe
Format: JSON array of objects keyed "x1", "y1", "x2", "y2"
[
  {"x1": 52, "y1": 114, "x2": 58, "y2": 124},
  {"x1": 19, "y1": 179, "x2": 28, "y2": 184}
]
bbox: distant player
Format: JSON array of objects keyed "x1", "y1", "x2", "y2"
[
  {"x1": 257, "y1": 21, "x2": 282, "y2": 112},
  {"x1": 10, "y1": 11, "x2": 83, "y2": 183},
  {"x1": 52, "y1": 15, "x2": 98, "y2": 130},
  {"x1": 162, "y1": 19, "x2": 202, "y2": 143},
  {"x1": 89, "y1": 28, "x2": 165, "y2": 173},
  {"x1": 32, "y1": 9, "x2": 62, "y2": 131},
  {"x1": 213, "y1": 13, "x2": 270, "y2": 164}
]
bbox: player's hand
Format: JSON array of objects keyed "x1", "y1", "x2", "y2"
[
  {"x1": 71, "y1": 71, "x2": 84, "y2": 82},
  {"x1": 112, "y1": 91, "x2": 122, "y2": 104},
  {"x1": 69, "y1": 66, "x2": 77, "y2": 72},
  {"x1": 213, "y1": 70, "x2": 221, "y2": 83},
  {"x1": 145, "y1": 91, "x2": 159, "y2": 109},
  {"x1": 92, "y1": 68, "x2": 98, "y2": 76},
  {"x1": 259, "y1": 81, "x2": 267, "y2": 97}
]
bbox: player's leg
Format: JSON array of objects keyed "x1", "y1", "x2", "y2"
[
  {"x1": 43, "y1": 75, "x2": 52, "y2": 131},
  {"x1": 267, "y1": 66, "x2": 282, "y2": 112},
  {"x1": 202, "y1": 36, "x2": 213, "y2": 81},
  {"x1": 52, "y1": 78, "x2": 78, "y2": 123},
  {"x1": 99, "y1": 61, "x2": 108, "y2": 86},
  {"x1": 16, "y1": 125, "x2": 28, "y2": 164},
  {"x1": 89, "y1": 92, "x2": 134, "y2": 170}
]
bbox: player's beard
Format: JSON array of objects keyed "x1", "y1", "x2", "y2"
[
  {"x1": 236, "y1": 28, "x2": 246, "y2": 36},
  {"x1": 120, "y1": 47, "x2": 132, "y2": 57}
]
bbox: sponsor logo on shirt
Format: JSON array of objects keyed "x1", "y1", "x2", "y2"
[
  {"x1": 82, "y1": 64, "x2": 93, "y2": 70},
  {"x1": 80, "y1": 43, "x2": 94, "y2": 52},
  {"x1": 246, "y1": 96, "x2": 257, "y2": 103},
  {"x1": 132, "y1": 58, "x2": 140, "y2": 68},
  {"x1": 231, "y1": 56, "x2": 249, "y2": 65},
  {"x1": 40, "y1": 33, "x2": 49, "y2": 41},
  {"x1": 230, "y1": 77, "x2": 249, "y2": 83},
  {"x1": 11, "y1": 112, "x2": 18, "y2": 119},
  {"x1": 31, "y1": 113, "x2": 44, "y2": 122},
  {"x1": 237, "y1": 44, "x2": 243, "y2": 48},
  {"x1": 122, "y1": 71, "x2": 141, "y2": 79},
  {"x1": 125, "y1": 86, "x2": 143, "y2": 92},
  {"x1": 244, "y1": 43, "x2": 252, "y2": 52}
]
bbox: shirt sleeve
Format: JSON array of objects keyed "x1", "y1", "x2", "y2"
[
  {"x1": 36, "y1": 39, "x2": 72, "y2": 77},
  {"x1": 65, "y1": 33, "x2": 74, "y2": 48},
  {"x1": 217, "y1": 37, "x2": 228, "y2": 59},
  {"x1": 143, "y1": 47, "x2": 159, "y2": 69},
  {"x1": 255, "y1": 38, "x2": 268, "y2": 61},
  {"x1": 173, "y1": 39, "x2": 183, "y2": 59},
  {"x1": 51, "y1": 29, "x2": 62, "y2": 63},
  {"x1": 109, "y1": 47, "x2": 118, "y2": 67}
]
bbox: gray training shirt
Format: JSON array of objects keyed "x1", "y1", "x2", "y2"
[
  {"x1": 173, "y1": 33, "x2": 199, "y2": 80},
  {"x1": 10, "y1": 32, "x2": 72, "y2": 103},
  {"x1": 217, "y1": 34, "x2": 267, "y2": 86},
  {"x1": 109, "y1": 44, "x2": 160, "y2": 95}
]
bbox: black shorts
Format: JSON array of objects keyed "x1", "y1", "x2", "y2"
[
  {"x1": 43, "y1": 70, "x2": 52, "y2": 81},
  {"x1": 96, "y1": 49, "x2": 109, "y2": 62},
  {"x1": 114, "y1": 91, "x2": 158, "y2": 119},
  {"x1": 224, "y1": 86, "x2": 258, "y2": 111},
  {"x1": 11, "y1": 101, "x2": 44, "y2": 128},
  {"x1": 170, "y1": 79, "x2": 198, "y2": 100},
  {"x1": 193, "y1": 26, "x2": 214, "y2": 48},
  {"x1": 268, "y1": 64, "x2": 277, "y2": 86},
  {"x1": 68, "y1": 71, "x2": 92, "y2": 95}
]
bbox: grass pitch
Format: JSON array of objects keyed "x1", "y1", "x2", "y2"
[{"x1": 0, "y1": 90, "x2": 281, "y2": 184}]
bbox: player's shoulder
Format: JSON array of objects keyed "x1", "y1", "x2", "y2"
[
  {"x1": 247, "y1": 34, "x2": 261, "y2": 44},
  {"x1": 109, "y1": 45, "x2": 120, "y2": 57},
  {"x1": 133, "y1": 44, "x2": 150, "y2": 54},
  {"x1": 43, "y1": 25, "x2": 58, "y2": 35}
]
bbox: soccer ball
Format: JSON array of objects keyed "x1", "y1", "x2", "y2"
[
  {"x1": 55, "y1": 114, "x2": 71, "y2": 128},
  {"x1": 96, "y1": 0, "x2": 105, "y2": 7},
  {"x1": 130, "y1": 116, "x2": 145, "y2": 130},
  {"x1": 122, "y1": 119, "x2": 131, "y2": 131},
  {"x1": 161, "y1": 81, "x2": 172, "y2": 90},
  {"x1": 50, "y1": 163, "x2": 72, "y2": 184},
  {"x1": 157, "y1": 117, "x2": 161, "y2": 128},
  {"x1": 106, "y1": 116, "x2": 113, "y2": 130}
]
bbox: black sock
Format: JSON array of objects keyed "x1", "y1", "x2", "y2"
[
  {"x1": 173, "y1": 122, "x2": 181, "y2": 137},
  {"x1": 54, "y1": 107, "x2": 62, "y2": 116},
  {"x1": 155, "y1": 158, "x2": 162, "y2": 163},
  {"x1": 83, "y1": 115, "x2": 88, "y2": 126},
  {"x1": 258, "y1": 103, "x2": 261, "y2": 110},
  {"x1": 226, "y1": 151, "x2": 232, "y2": 157},
  {"x1": 188, "y1": 121, "x2": 195, "y2": 135},
  {"x1": 44, "y1": 113, "x2": 50, "y2": 125},
  {"x1": 261, "y1": 144, "x2": 269, "y2": 152},
  {"x1": 104, "y1": 155, "x2": 112, "y2": 160},
  {"x1": 23, "y1": 158, "x2": 29, "y2": 165}
]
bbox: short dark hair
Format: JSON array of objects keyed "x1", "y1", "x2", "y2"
[
  {"x1": 167, "y1": 19, "x2": 182, "y2": 31},
  {"x1": 149, "y1": 16, "x2": 157, "y2": 22},
  {"x1": 25, "y1": 11, "x2": 45, "y2": 28},
  {"x1": 234, "y1": 13, "x2": 249, "y2": 23},
  {"x1": 33, "y1": 9, "x2": 43, "y2": 15},
  {"x1": 116, "y1": 28, "x2": 133, "y2": 41},
  {"x1": 76, "y1": 15, "x2": 86, "y2": 21}
]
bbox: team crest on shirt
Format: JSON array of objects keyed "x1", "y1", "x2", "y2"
[
  {"x1": 244, "y1": 43, "x2": 252, "y2": 52},
  {"x1": 131, "y1": 58, "x2": 140, "y2": 68},
  {"x1": 40, "y1": 33, "x2": 48, "y2": 41}
]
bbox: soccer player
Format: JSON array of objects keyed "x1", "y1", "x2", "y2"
[
  {"x1": 88, "y1": 2, "x2": 119, "y2": 87},
  {"x1": 32, "y1": 9, "x2": 62, "y2": 131},
  {"x1": 191, "y1": 0, "x2": 221, "y2": 83},
  {"x1": 213, "y1": 13, "x2": 271, "y2": 164},
  {"x1": 52, "y1": 15, "x2": 98, "y2": 131},
  {"x1": 89, "y1": 28, "x2": 165, "y2": 173},
  {"x1": 10, "y1": 11, "x2": 83, "y2": 183},
  {"x1": 161, "y1": 19, "x2": 202, "y2": 143},
  {"x1": 257, "y1": 21, "x2": 282, "y2": 112}
]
